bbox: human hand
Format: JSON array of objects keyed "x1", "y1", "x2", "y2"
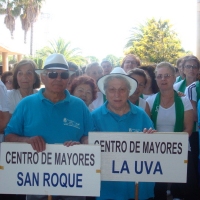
[
  {"x1": 64, "y1": 141, "x2": 80, "y2": 147},
  {"x1": 177, "y1": 91, "x2": 185, "y2": 97},
  {"x1": 27, "y1": 136, "x2": 46, "y2": 152},
  {"x1": 143, "y1": 128, "x2": 157, "y2": 134}
]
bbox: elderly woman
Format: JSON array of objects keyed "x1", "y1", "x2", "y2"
[
  {"x1": 69, "y1": 75, "x2": 97, "y2": 109},
  {"x1": 1, "y1": 71, "x2": 13, "y2": 90},
  {"x1": 7, "y1": 60, "x2": 41, "y2": 115},
  {"x1": 86, "y1": 62, "x2": 104, "y2": 110},
  {"x1": 92, "y1": 67, "x2": 155, "y2": 200},
  {"x1": 174, "y1": 55, "x2": 200, "y2": 93},
  {"x1": 128, "y1": 68, "x2": 150, "y2": 116},
  {"x1": 121, "y1": 54, "x2": 141, "y2": 73},
  {"x1": 146, "y1": 62, "x2": 198, "y2": 200}
]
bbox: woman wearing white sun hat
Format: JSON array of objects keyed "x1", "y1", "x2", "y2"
[{"x1": 91, "y1": 67, "x2": 155, "y2": 200}]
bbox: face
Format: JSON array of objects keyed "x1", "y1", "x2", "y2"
[
  {"x1": 17, "y1": 64, "x2": 35, "y2": 90},
  {"x1": 129, "y1": 74, "x2": 145, "y2": 98},
  {"x1": 87, "y1": 66, "x2": 103, "y2": 82},
  {"x1": 123, "y1": 56, "x2": 138, "y2": 73},
  {"x1": 155, "y1": 67, "x2": 175, "y2": 91},
  {"x1": 41, "y1": 69, "x2": 69, "y2": 94},
  {"x1": 183, "y1": 60, "x2": 199, "y2": 79},
  {"x1": 73, "y1": 84, "x2": 93, "y2": 106},
  {"x1": 5, "y1": 75, "x2": 13, "y2": 90},
  {"x1": 106, "y1": 78, "x2": 129, "y2": 110},
  {"x1": 101, "y1": 62, "x2": 112, "y2": 75}
]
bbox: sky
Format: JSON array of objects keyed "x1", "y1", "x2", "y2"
[{"x1": 0, "y1": 0, "x2": 197, "y2": 61}]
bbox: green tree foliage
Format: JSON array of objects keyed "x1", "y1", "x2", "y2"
[
  {"x1": 35, "y1": 37, "x2": 87, "y2": 67},
  {"x1": 103, "y1": 54, "x2": 122, "y2": 67},
  {"x1": 125, "y1": 18, "x2": 186, "y2": 65},
  {"x1": 85, "y1": 56, "x2": 99, "y2": 64}
]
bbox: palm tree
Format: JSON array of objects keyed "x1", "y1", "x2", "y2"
[
  {"x1": 19, "y1": 0, "x2": 45, "y2": 55},
  {"x1": 36, "y1": 38, "x2": 87, "y2": 67},
  {"x1": 0, "y1": 0, "x2": 21, "y2": 39}
]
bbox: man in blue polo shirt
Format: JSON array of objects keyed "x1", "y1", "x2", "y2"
[{"x1": 5, "y1": 53, "x2": 94, "y2": 200}]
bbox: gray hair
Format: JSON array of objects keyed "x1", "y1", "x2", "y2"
[
  {"x1": 104, "y1": 75, "x2": 131, "y2": 93},
  {"x1": 155, "y1": 62, "x2": 176, "y2": 75}
]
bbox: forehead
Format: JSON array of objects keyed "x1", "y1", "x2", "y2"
[
  {"x1": 125, "y1": 55, "x2": 136, "y2": 61},
  {"x1": 18, "y1": 64, "x2": 34, "y2": 71},
  {"x1": 102, "y1": 62, "x2": 111, "y2": 66},
  {"x1": 76, "y1": 84, "x2": 92, "y2": 90},
  {"x1": 156, "y1": 66, "x2": 172, "y2": 73},
  {"x1": 90, "y1": 66, "x2": 103, "y2": 72},
  {"x1": 184, "y1": 60, "x2": 198, "y2": 66}
]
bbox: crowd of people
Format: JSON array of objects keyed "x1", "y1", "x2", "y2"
[{"x1": 0, "y1": 53, "x2": 200, "y2": 200}]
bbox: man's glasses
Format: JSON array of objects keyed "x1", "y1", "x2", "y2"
[
  {"x1": 45, "y1": 71, "x2": 69, "y2": 79},
  {"x1": 184, "y1": 65, "x2": 198, "y2": 70},
  {"x1": 156, "y1": 74, "x2": 173, "y2": 80}
]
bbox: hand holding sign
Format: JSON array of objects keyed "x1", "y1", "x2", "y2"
[{"x1": 27, "y1": 136, "x2": 46, "y2": 152}]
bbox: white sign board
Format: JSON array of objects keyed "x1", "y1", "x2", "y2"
[
  {"x1": 0, "y1": 143, "x2": 101, "y2": 196},
  {"x1": 89, "y1": 132, "x2": 188, "y2": 183}
]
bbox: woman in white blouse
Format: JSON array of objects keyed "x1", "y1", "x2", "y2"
[
  {"x1": 7, "y1": 60, "x2": 41, "y2": 115},
  {"x1": 146, "y1": 62, "x2": 198, "y2": 200}
]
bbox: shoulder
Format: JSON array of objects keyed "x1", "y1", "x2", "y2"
[
  {"x1": 180, "y1": 96, "x2": 193, "y2": 111},
  {"x1": 173, "y1": 80, "x2": 183, "y2": 91},
  {"x1": 146, "y1": 93, "x2": 157, "y2": 110}
]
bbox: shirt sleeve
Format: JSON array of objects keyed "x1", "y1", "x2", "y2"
[
  {"x1": 181, "y1": 96, "x2": 193, "y2": 111},
  {"x1": 4, "y1": 101, "x2": 24, "y2": 136},
  {"x1": 0, "y1": 83, "x2": 8, "y2": 111}
]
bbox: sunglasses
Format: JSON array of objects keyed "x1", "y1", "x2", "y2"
[{"x1": 45, "y1": 71, "x2": 69, "y2": 79}]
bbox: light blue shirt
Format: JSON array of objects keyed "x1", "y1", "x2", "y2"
[
  {"x1": 5, "y1": 88, "x2": 94, "y2": 143},
  {"x1": 92, "y1": 101, "x2": 154, "y2": 200}
]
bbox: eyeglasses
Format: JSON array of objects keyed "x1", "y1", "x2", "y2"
[
  {"x1": 184, "y1": 65, "x2": 198, "y2": 70},
  {"x1": 156, "y1": 74, "x2": 173, "y2": 80},
  {"x1": 45, "y1": 71, "x2": 69, "y2": 79},
  {"x1": 124, "y1": 60, "x2": 137, "y2": 65}
]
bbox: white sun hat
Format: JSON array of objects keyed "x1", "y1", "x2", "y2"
[
  {"x1": 97, "y1": 67, "x2": 138, "y2": 96},
  {"x1": 35, "y1": 53, "x2": 76, "y2": 76}
]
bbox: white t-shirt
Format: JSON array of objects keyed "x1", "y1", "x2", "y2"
[
  {"x1": 138, "y1": 97, "x2": 147, "y2": 110},
  {"x1": 0, "y1": 81, "x2": 8, "y2": 112},
  {"x1": 0, "y1": 80, "x2": 8, "y2": 140},
  {"x1": 7, "y1": 89, "x2": 38, "y2": 114},
  {"x1": 142, "y1": 94, "x2": 154, "y2": 100},
  {"x1": 89, "y1": 91, "x2": 104, "y2": 111}
]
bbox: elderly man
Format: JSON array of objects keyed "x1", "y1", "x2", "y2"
[
  {"x1": 101, "y1": 60, "x2": 113, "y2": 75},
  {"x1": 5, "y1": 53, "x2": 93, "y2": 200}
]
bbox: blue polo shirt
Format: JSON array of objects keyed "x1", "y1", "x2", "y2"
[
  {"x1": 92, "y1": 101, "x2": 154, "y2": 200},
  {"x1": 5, "y1": 89, "x2": 94, "y2": 144},
  {"x1": 92, "y1": 101, "x2": 154, "y2": 132}
]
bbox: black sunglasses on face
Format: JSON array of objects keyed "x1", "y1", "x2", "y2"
[{"x1": 46, "y1": 71, "x2": 69, "y2": 79}]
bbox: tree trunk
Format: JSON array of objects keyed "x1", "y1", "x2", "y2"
[{"x1": 30, "y1": 22, "x2": 34, "y2": 55}]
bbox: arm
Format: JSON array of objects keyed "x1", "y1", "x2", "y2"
[
  {"x1": 191, "y1": 100, "x2": 197, "y2": 122},
  {"x1": 5, "y1": 134, "x2": 46, "y2": 152},
  {"x1": 0, "y1": 111, "x2": 10, "y2": 133},
  {"x1": 184, "y1": 109, "x2": 194, "y2": 136}
]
